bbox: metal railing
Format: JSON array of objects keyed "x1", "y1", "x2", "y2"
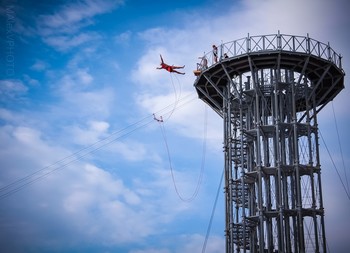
[{"x1": 197, "y1": 32, "x2": 343, "y2": 71}]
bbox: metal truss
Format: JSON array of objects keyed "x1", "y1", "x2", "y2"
[{"x1": 194, "y1": 33, "x2": 345, "y2": 253}]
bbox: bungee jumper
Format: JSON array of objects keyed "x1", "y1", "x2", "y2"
[{"x1": 156, "y1": 54, "x2": 185, "y2": 75}]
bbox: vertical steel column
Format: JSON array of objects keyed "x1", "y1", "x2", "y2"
[
  {"x1": 239, "y1": 84, "x2": 247, "y2": 253},
  {"x1": 223, "y1": 84, "x2": 232, "y2": 253},
  {"x1": 312, "y1": 91, "x2": 327, "y2": 253},
  {"x1": 254, "y1": 70, "x2": 264, "y2": 253},
  {"x1": 273, "y1": 69, "x2": 285, "y2": 252},
  {"x1": 292, "y1": 80, "x2": 305, "y2": 252}
]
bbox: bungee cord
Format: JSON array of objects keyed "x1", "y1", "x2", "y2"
[
  {"x1": 162, "y1": 72, "x2": 183, "y2": 122},
  {"x1": 331, "y1": 102, "x2": 349, "y2": 194},
  {"x1": 317, "y1": 102, "x2": 350, "y2": 202},
  {"x1": 155, "y1": 104, "x2": 208, "y2": 202},
  {"x1": 201, "y1": 168, "x2": 224, "y2": 253},
  {"x1": 319, "y1": 130, "x2": 350, "y2": 201}
]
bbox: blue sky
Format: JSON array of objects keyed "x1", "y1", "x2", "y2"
[{"x1": 1, "y1": 0, "x2": 350, "y2": 252}]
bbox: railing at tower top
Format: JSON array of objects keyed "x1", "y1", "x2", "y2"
[{"x1": 196, "y1": 32, "x2": 343, "y2": 72}]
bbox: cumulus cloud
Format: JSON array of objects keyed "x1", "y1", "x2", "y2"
[
  {"x1": 107, "y1": 140, "x2": 149, "y2": 162},
  {"x1": 30, "y1": 59, "x2": 49, "y2": 71},
  {"x1": 43, "y1": 32, "x2": 102, "y2": 52},
  {"x1": 55, "y1": 68, "x2": 93, "y2": 92},
  {"x1": 0, "y1": 121, "x2": 198, "y2": 250},
  {"x1": 0, "y1": 79, "x2": 28, "y2": 100},
  {"x1": 49, "y1": 67, "x2": 116, "y2": 120},
  {"x1": 130, "y1": 249, "x2": 171, "y2": 253},
  {"x1": 0, "y1": 108, "x2": 24, "y2": 123},
  {"x1": 68, "y1": 120, "x2": 110, "y2": 145},
  {"x1": 64, "y1": 88, "x2": 115, "y2": 118},
  {"x1": 37, "y1": 0, "x2": 124, "y2": 35},
  {"x1": 23, "y1": 74, "x2": 40, "y2": 87},
  {"x1": 114, "y1": 30, "x2": 132, "y2": 45},
  {"x1": 177, "y1": 234, "x2": 224, "y2": 253},
  {"x1": 35, "y1": 0, "x2": 123, "y2": 51},
  {"x1": 59, "y1": 164, "x2": 149, "y2": 243}
]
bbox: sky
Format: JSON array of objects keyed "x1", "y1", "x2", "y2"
[{"x1": 0, "y1": 0, "x2": 350, "y2": 252}]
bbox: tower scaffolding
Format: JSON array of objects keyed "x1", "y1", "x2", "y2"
[{"x1": 194, "y1": 32, "x2": 345, "y2": 253}]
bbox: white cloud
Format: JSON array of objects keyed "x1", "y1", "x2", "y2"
[
  {"x1": 107, "y1": 140, "x2": 149, "y2": 162},
  {"x1": 114, "y1": 30, "x2": 132, "y2": 45},
  {"x1": 90, "y1": 120, "x2": 109, "y2": 132},
  {"x1": 0, "y1": 121, "x2": 198, "y2": 248},
  {"x1": 0, "y1": 125, "x2": 70, "y2": 189},
  {"x1": 64, "y1": 88, "x2": 115, "y2": 118},
  {"x1": 30, "y1": 59, "x2": 49, "y2": 71},
  {"x1": 130, "y1": 249, "x2": 170, "y2": 253},
  {"x1": 0, "y1": 108, "x2": 24, "y2": 123},
  {"x1": 131, "y1": 47, "x2": 170, "y2": 87},
  {"x1": 76, "y1": 68, "x2": 94, "y2": 85},
  {"x1": 35, "y1": 0, "x2": 123, "y2": 51},
  {"x1": 0, "y1": 79, "x2": 28, "y2": 99},
  {"x1": 37, "y1": 0, "x2": 124, "y2": 34},
  {"x1": 69, "y1": 120, "x2": 110, "y2": 145},
  {"x1": 13, "y1": 126, "x2": 41, "y2": 144},
  {"x1": 43, "y1": 32, "x2": 101, "y2": 52},
  {"x1": 177, "y1": 234, "x2": 224, "y2": 253},
  {"x1": 128, "y1": 234, "x2": 224, "y2": 253},
  {"x1": 57, "y1": 68, "x2": 94, "y2": 92},
  {"x1": 23, "y1": 74, "x2": 40, "y2": 87},
  {"x1": 50, "y1": 67, "x2": 117, "y2": 120}
]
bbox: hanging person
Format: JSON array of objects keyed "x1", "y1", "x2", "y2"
[{"x1": 156, "y1": 54, "x2": 185, "y2": 75}]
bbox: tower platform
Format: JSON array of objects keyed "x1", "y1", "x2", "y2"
[{"x1": 194, "y1": 33, "x2": 344, "y2": 115}]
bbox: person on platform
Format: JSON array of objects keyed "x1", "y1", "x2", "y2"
[
  {"x1": 212, "y1": 45, "x2": 218, "y2": 63},
  {"x1": 198, "y1": 56, "x2": 208, "y2": 70}
]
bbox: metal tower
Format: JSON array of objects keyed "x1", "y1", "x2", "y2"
[{"x1": 194, "y1": 33, "x2": 345, "y2": 253}]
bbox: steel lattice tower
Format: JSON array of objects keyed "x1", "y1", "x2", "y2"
[{"x1": 194, "y1": 33, "x2": 344, "y2": 253}]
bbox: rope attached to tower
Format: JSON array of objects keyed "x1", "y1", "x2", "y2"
[{"x1": 154, "y1": 104, "x2": 208, "y2": 202}]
